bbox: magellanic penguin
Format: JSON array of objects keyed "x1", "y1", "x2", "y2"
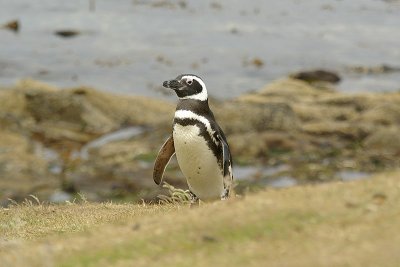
[{"x1": 153, "y1": 74, "x2": 233, "y2": 201}]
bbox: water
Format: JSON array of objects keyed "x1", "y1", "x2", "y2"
[
  {"x1": 80, "y1": 126, "x2": 144, "y2": 159},
  {"x1": 234, "y1": 165, "x2": 259, "y2": 181},
  {"x1": 235, "y1": 164, "x2": 371, "y2": 188},
  {"x1": 266, "y1": 176, "x2": 297, "y2": 188},
  {"x1": 234, "y1": 164, "x2": 297, "y2": 188},
  {"x1": 337, "y1": 170, "x2": 370, "y2": 182},
  {"x1": 49, "y1": 190, "x2": 72, "y2": 203},
  {"x1": 1, "y1": 0, "x2": 400, "y2": 99},
  {"x1": 234, "y1": 164, "x2": 291, "y2": 181}
]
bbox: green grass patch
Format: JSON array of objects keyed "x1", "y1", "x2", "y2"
[{"x1": 2, "y1": 172, "x2": 400, "y2": 267}]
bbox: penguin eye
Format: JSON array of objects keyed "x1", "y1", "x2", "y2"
[{"x1": 187, "y1": 80, "x2": 193, "y2": 85}]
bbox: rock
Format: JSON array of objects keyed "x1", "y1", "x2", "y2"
[
  {"x1": 357, "y1": 103, "x2": 400, "y2": 125},
  {"x1": 317, "y1": 94, "x2": 375, "y2": 112},
  {"x1": 293, "y1": 102, "x2": 357, "y2": 123},
  {"x1": 217, "y1": 101, "x2": 299, "y2": 134},
  {"x1": 210, "y1": 2, "x2": 222, "y2": 10},
  {"x1": 229, "y1": 132, "x2": 268, "y2": 160},
  {"x1": 54, "y1": 30, "x2": 81, "y2": 38},
  {"x1": 290, "y1": 69, "x2": 341, "y2": 84},
  {"x1": 254, "y1": 78, "x2": 332, "y2": 100},
  {"x1": 68, "y1": 87, "x2": 174, "y2": 127},
  {"x1": 229, "y1": 131, "x2": 298, "y2": 161},
  {"x1": 1, "y1": 79, "x2": 174, "y2": 146},
  {"x1": 302, "y1": 121, "x2": 363, "y2": 140},
  {"x1": 1, "y1": 20, "x2": 19, "y2": 32},
  {"x1": 24, "y1": 89, "x2": 117, "y2": 132},
  {"x1": 363, "y1": 126, "x2": 400, "y2": 154},
  {"x1": 249, "y1": 58, "x2": 264, "y2": 68}
]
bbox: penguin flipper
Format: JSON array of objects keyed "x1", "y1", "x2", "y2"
[
  {"x1": 217, "y1": 133, "x2": 233, "y2": 196},
  {"x1": 153, "y1": 135, "x2": 175, "y2": 185}
]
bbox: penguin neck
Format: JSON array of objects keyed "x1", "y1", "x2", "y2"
[{"x1": 176, "y1": 98, "x2": 212, "y2": 117}]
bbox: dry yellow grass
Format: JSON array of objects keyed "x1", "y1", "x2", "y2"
[{"x1": 1, "y1": 171, "x2": 400, "y2": 267}]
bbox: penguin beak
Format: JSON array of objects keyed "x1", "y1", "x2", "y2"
[{"x1": 163, "y1": 79, "x2": 183, "y2": 90}]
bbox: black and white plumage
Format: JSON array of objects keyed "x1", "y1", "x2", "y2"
[{"x1": 153, "y1": 74, "x2": 233, "y2": 201}]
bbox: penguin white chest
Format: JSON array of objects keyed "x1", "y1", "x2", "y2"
[{"x1": 173, "y1": 124, "x2": 224, "y2": 200}]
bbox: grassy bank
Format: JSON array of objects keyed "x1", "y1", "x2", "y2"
[{"x1": 1, "y1": 172, "x2": 400, "y2": 267}]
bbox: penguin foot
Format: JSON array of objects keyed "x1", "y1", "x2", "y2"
[
  {"x1": 189, "y1": 190, "x2": 199, "y2": 202},
  {"x1": 220, "y1": 188, "x2": 230, "y2": 200}
]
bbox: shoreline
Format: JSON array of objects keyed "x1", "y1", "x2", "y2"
[{"x1": 0, "y1": 77, "x2": 399, "y2": 204}]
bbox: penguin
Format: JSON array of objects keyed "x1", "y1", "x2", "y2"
[{"x1": 153, "y1": 74, "x2": 233, "y2": 201}]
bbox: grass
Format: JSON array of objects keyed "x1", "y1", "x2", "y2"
[{"x1": 1, "y1": 172, "x2": 400, "y2": 267}]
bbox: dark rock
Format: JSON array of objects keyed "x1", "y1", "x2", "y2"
[
  {"x1": 243, "y1": 57, "x2": 264, "y2": 68},
  {"x1": 2, "y1": 20, "x2": 19, "y2": 32},
  {"x1": 290, "y1": 69, "x2": 341, "y2": 84},
  {"x1": 54, "y1": 30, "x2": 81, "y2": 38}
]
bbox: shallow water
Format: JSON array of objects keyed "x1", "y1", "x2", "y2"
[
  {"x1": 1, "y1": 0, "x2": 399, "y2": 99},
  {"x1": 234, "y1": 164, "x2": 371, "y2": 188},
  {"x1": 336, "y1": 170, "x2": 370, "y2": 182},
  {"x1": 80, "y1": 126, "x2": 144, "y2": 159}
]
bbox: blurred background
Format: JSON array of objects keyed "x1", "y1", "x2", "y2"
[
  {"x1": 1, "y1": 0, "x2": 400, "y2": 205},
  {"x1": 1, "y1": 0, "x2": 400, "y2": 99}
]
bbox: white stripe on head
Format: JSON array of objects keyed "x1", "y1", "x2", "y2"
[
  {"x1": 174, "y1": 110, "x2": 219, "y2": 145},
  {"x1": 180, "y1": 75, "x2": 208, "y2": 101}
]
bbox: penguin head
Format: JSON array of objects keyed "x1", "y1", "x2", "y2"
[{"x1": 163, "y1": 74, "x2": 208, "y2": 101}]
